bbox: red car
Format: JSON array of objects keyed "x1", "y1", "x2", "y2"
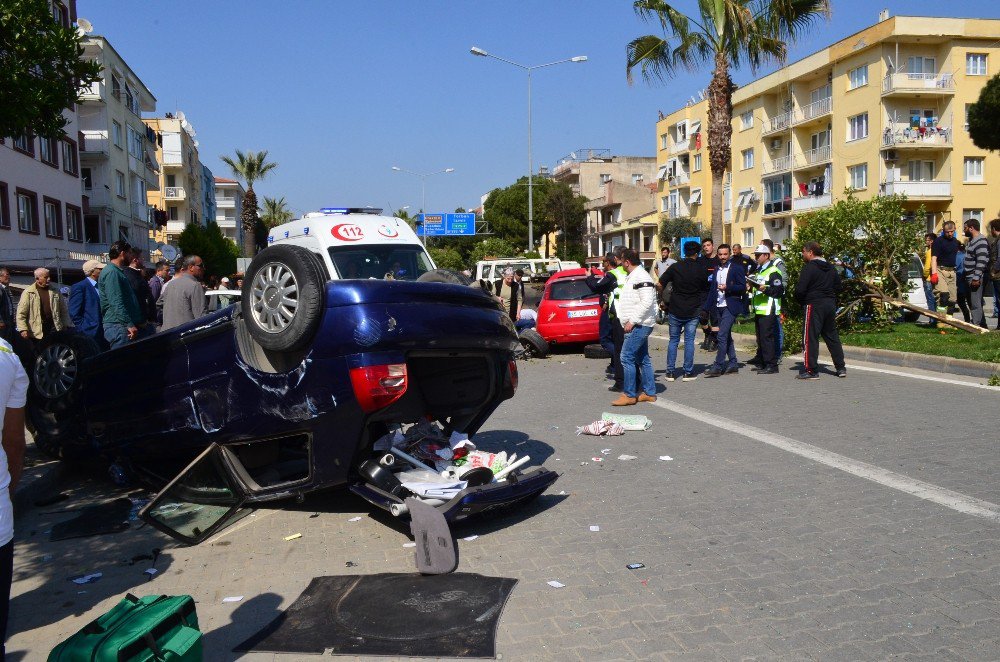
[{"x1": 534, "y1": 268, "x2": 603, "y2": 346}]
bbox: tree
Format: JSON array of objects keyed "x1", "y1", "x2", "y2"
[
  {"x1": 469, "y1": 238, "x2": 519, "y2": 266},
  {"x1": 261, "y1": 196, "x2": 293, "y2": 229},
  {"x1": 544, "y1": 184, "x2": 588, "y2": 261},
  {"x1": 968, "y1": 73, "x2": 1000, "y2": 151},
  {"x1": 780, "y1": 192, "x2": 923, "y2": 351},
  {"x1": 177, "y1": 221, "x2": 240, "y2": 280},
  {"x1": 0, "y1": 0, "x2": 102, "y2": 138},
  {"x1": 483, "y1": 177, "x2": 584, "y2": 253},
  {"x1": 627, "y1": 0, "x2": 829, "y2": 246},
  {"x1": 220, "y1": 149, "x2": 277, "y2": 257},
  {"x1": 428, "y1": 247, "x2": 466, "y2": 272},
  {"x1": 658, "y1": 215, "x2": 707, "y2": 249}
]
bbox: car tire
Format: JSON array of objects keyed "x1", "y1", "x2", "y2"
[
  {"x1": 583, "y1": 343, "x2": 612, "y2": 360},
  {"x1": 417, "y1": 269, "x2": 472, "y2": 286},
  {"x1": 901, "y1": 310, "x2": 920, "y2": 323},
  {"x1": 518, "y1": 328, "x2": 549, "y2": 358},
  {"x1": 242, "y1": 244, "x2": 327, "y2": 352}
]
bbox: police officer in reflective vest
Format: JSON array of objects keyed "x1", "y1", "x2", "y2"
[{"x1": 747, "y1": 244, "x2": 785, "y2": 375}]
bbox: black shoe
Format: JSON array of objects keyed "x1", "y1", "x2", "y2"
[
  {"x1": 665, "y1": 371, "x2": 678, "y2": 382},
  {"x1": 746, "y1": 358, "x2": 763, "y2": 367},
  {"x1": 682, "y1": 372, "x2": 697, "y2": 381},
  {"x1": 836, "y1": 368, "x2": 847, "y2": 378},
  {"x1": 756, "y1": 366, "x2": 779, "y2": 375},
  {"x1": 724, "y1": 366, "x2": 739, "y2": 375},
  {"x1": 709, "y1": 340, "x2": 719, "y2": 351},
  {"x1": 704, "y1": 367, "x2": 723, "y2": 378},
  {"x1": 796, "y1": 372, "x2": 820, "y2": 380},
  {"x1": 700, "y1": 340, "x2": 710, "y2": 350},
  {"x1": 608, "y1": 383, "x2": 623, "y2": 392}
]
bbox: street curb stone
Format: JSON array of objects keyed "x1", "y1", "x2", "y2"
[{"x1": 730, "y1": 332, "x2": 1000, "y2": 379}]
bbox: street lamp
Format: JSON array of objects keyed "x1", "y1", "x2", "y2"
[
  {"x1": 391, "y1": 166, "x2": 455, "y2": 244},
  {"x1": 470, "y1": 46, "x2": 587, "y2": 253}
]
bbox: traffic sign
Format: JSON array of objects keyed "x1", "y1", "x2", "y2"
[{"x1": 417, "y1": 213, "x2": 477, "y2": 236}]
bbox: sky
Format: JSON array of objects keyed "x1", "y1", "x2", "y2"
[{"x1": 81, "y1": 0, "x2": 1000, "y2": 218}]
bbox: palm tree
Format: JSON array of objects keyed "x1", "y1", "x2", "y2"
[
  {"x1": 627, "y1": 0, "x2": 829, "y2": 245},
  {"x1": 220, "y1": 149, "x2": 278, "y2": 257},
  {"x1": 261, "y1": 196, "x2": 294, "y2": 229}
]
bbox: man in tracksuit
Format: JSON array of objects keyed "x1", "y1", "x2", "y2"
[
  {"x1": 795, "y1": 241, "x2": 846, "y2": 379},
  {"x1": 746, "y1": 244, "x2": 784, "y2": 375}
]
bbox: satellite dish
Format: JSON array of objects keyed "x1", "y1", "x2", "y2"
[
  {"x1": 159, "y1": 244, "x2": 178, "y2": 261},
  {"x1": 77, "y1": 18, "x2": 93, "y2": 33},
  {"x1": 176, "y1": 111, "x2": 186, "y2": 122},
  {"x1": 193, "y1": 140, "x2": 199, "y2": 147}
]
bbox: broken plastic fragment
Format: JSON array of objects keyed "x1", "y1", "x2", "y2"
[
  {"x1": 617, "y1": 454, "x2": 638, "y2": 461},
  {"x1": 626, "y1": 563, "x2": 645, "y2": 570},
  {"x1": 143, "y1": 568, "x2": 158, "y2": 577},
  {"x1": 591, "y1": 457, "x2": 604, "y2": 462},
  {"x1": 547, "y1": 580, "x2": 565, "y2": 588},
  {"x1": 403, "y1": 542, "x2": 417, "y2": 548},
  {"x1": 658, "y1": 455, "x2": 674, "y2": 461},
  {"x1": 600, "y1": 448, "x2": 612, "y2": 455},
  {"x1": 283, "y1": 533, "x2": 302, "y2": 541},
  {"x1": 589, "y1": 525, "x2": 600, "y2": 532},
  {"x1": 347, "y1": 516, "x2": 362, "y2": 522},
  {"x1": 222, "y1": 596, "x2": 244, "y2": 603},
  {"x1": 463, "y1": 535, "x2": 479, "y2": 542},
  {"x1": 71, "y1": 572, "x2": 102, "y2": 585}
]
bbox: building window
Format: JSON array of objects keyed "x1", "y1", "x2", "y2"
[
  {"x1": 43, "y1": 197, "x2": 62, "y2": 238},
  {"x1": 966, "y1": 53, "x2": 987, "y2": 76},
  {"x1": 965, "y1": 103, "x2": 973, "y2": 132},
  {"x1": 632, "y1": 173, "x2": 644, "y2": 185},
  {"x1": 848, "y1": 164, "x2": 868, "y2": 190},
  {"x1": 16, "y1": 189, "x2": 39, "y2": 233},
  {"x1": 112, "y1": 121, "x2": 123, "y2": 147},
  {"x1": 742, "y1": 228, "x2": 754, "y2": 247},
  {"x1": 39, "y1": 137, "x2": 58, "y2": 166},
  {"x1": 127, "y1": 125, "x2": 143, "y2": 158},
  {"x1": 963, "y1": 209, "x2": 984, "y2": 223},
  {"x1": 660, "y1": 133, "x2": 669, "y2": 150},
  {"x1": 741, "y1": 148, "x2": 754, "y2": 170},
  {"x1": 740, "y1": 110, "x2": 753, "y2": 130},
  {"x1": 848, "y1": 113, "x2": 868, "y2": 141},
  {"x1": 61, "y1": 139, "x2": 77, "y2": 175},
  {"x1": 12, "y1": 133, "x2": 34, "y2": 156},
  {"x1": 693, "y1": 154, "x2": 702, "y2": 171},
  {"x1": 964, "y1": 157, "x2": 984, "y2": 183},
  {"x1": 168, "y1": 206, "x2": 179, "y2": 221},
  {"x1": 0, "y1": 183, "x2": 9, "y2": 230},
  {"x1": 51, "y1": 1, "x2": 68, "y2": 27},
  {"x1": 763, "y1": 175, "x2": 791, "y2": 214},
  {"x1": 115, "y1": 170, "x2": 126, "y2": 198},
  {"x1": 111, "y1": 75, "x2": 122, "y2": 100},
  {"x1": 81, "y1": 167, "x2": 93, "y2": 190},
  {"x1": 676, "y1": 122, "x2": 687, "y2": 142},
  {"x1": 848, "y1": 65, "x2": 868, "y2": 90},
  {"x1": 66, "y1": 204, "x2": 82, "y2": 241},
  {"x1": 600, "y1": 173, "x2": 612, "y2": 184},
  {"x1": 661, "y1": 196, "x2": 670, "y2": 213}
]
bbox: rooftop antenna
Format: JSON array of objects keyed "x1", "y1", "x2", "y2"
[{"x1": 697, "y1": 90, "x2": 706, "y2": 101}]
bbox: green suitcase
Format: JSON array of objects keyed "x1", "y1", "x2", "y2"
[{"x1": 48, "y1": 593, "x2": 202, "y2": 661}]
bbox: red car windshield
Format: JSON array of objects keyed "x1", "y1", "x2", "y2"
[{"x1": 548, "y1": 279, "x2": 599, "y2": 301}]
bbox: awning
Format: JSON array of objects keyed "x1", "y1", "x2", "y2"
[
  {"x1": 656, "y1": 164, "x2": 669, "y2": 180},
  {"x1": 689, "y1": 188, "x2": 703, "y2": 205}
]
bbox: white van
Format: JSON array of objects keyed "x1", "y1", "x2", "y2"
[{"x1": 475, "y1": 258, "x2": 577, "y2": 283}]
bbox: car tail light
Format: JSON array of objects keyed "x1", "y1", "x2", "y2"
[
  {"x1": 502, "y1": 359, "x2": 518, "y2": 398},
  {"x1": 350, "y1": 363, "x2": 408, "y2": 413}
]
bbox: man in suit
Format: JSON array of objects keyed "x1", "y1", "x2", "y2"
[
  {"x1": 69, "y1": 260, "x2": 106, "y2": 350},
  {"x1": 702, "y1": 244, "x2": 747, "y2": 378},
  {"x1": 0, "y1": 268, "x2": 14, "y2": 344}
]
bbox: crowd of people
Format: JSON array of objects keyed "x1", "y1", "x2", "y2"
[{"x1": 924, "y1": 218, "x2": 1000, "y2": 330}]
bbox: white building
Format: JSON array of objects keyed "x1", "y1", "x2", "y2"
[{"x1": 214, "y1": 177, "x2": 245, "y2": 248}]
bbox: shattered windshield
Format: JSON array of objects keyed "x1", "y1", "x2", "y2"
[{"x1": 328, "y1": 245, "x2": 434, "y2": 280}]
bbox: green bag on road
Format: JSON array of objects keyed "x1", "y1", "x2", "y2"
[{"x1": 48, "y1": 593, "x2": 202, "y2": 661}]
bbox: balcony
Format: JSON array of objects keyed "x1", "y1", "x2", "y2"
[
  {"x1": 663, "y1": 204, "x2": 690, "y2": 220},
  {"x1": 792, "y1": 97, "x2": 832, "y2": 126},
  {"x1": 795, "y1": 145, "x2": 832, "y2": 169},
  {"x1": 161, "y1": 150, "x2": 183, "y2": 166},
  {"x1": 669, "y1": 139, "x2": 691, "y2": 155},
  {"x1": 762, "y1": 111, "x2": 792, "y2": 136},
  {"x1": 762, "y1": 154, "x2": 793, "y2": 175},
  {"x1": 881, "y1": 128, "x2": 952, "y2": 150},
  {"x1": 792, "y1": 193, "x2": 832, "y2": 211},
  {"x1": 164, "y1": 187, "x2": 186, "y2": 200},
  {"x1": 667, "y1": 170, "x2": 690, "y2": 186},
  {"x1": 763, "y1": 198, "x2": 793, "y2": 216},
  {"x1": 882, "y1": 180, "x2": 952, "y2": 198},
  {"x1": 79, "y1": 133, "x2": 109, "y2": 157},
  {"x1": 881, "y1": 73, "x2": 955, "y2": 96}
]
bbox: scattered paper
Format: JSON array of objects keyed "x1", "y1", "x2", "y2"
[
  {"x1": 403, "y1": 542, "x2": 417, "y2": 548},
  {"x1": 71, "y1": 573, "x2": 102, "y2": 585},
  {"x1": 283, "y1": 533, "x2": 302, "y2": 541},
  {"x1": 143, "y1": 568, "x2": 158, "y2": 577},
  {"x1": 547, "y1": 580, "x2": 565, "y2": 588},
  {"x1": 600, "y1": 449, "x2": 612, "y2": 455},
  {"x1": 589, "y1": 525, "x2": 600, "y2": 532},
  {"x1": 463, "y1": 535, "x2": 479, "y2": 542},
  {"x1": 223, "y1": 596, "x2": 244, "y2": 603},
  {"x1": 591, "y1": 457, "x2": 604, "y2": 462},
  {"x1": 626, "y1": 563, "x2": 645, "y2": 570},
  {"x1": 658, "y1": 455, "x2": 674, "y2": 461},
  {"x1": 618, "y1": 454, "x2": 638, "y2": 461},
  {"x1": 347, "y1": 516, "x2": 362, "y2": 522}
]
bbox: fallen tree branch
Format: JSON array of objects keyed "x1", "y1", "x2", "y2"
[{"x1": 840, "y1": 294, "x2": 990, "y2": 334}]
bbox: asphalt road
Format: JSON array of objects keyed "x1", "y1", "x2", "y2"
[{"x1": 7, "y1": 337, "x2": 1000, "y2": 660}]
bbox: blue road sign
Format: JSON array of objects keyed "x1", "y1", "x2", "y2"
[{"x1": 417, "y1": 213, "x2": 476, "y2": 236}]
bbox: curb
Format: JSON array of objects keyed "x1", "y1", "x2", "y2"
[{"x1": 731, "y1": 332, "x2": 1000, "y2": 380}]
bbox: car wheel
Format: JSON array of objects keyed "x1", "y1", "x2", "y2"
[
  {"x1": 242, "y1": 244, "x2": 327, "y2": 352},
  {"x1": 901, "y1": 310, "x2": 920, "y2": 323},
  {"x1": 583, "y1": 343, "x2": 612, "y2": 359},
  {"x1": 417, "y1": 269, "x2": 473, "y2": 286},
  {"x1": 518, "y1": 328, "x2": 549, "y2": 358}
]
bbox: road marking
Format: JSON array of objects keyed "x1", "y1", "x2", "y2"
[{"x1": 650, "y1": 398, "x2": 1000, "y2": 523}]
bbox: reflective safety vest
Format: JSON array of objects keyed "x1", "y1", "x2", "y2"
[
  {"x1": 609, "y1": 265, "x2": 628, "y2": 316},
  {"x1": 751, "y1": 262, "x2": 782, "y2": 316}
]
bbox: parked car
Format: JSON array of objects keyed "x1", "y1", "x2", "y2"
[
  {"x1": 23, "y1": 208, "x2": 557, "y2": 544},
  {"x1": 533, "y1": 268, "x2": 603, "y2": 347}
]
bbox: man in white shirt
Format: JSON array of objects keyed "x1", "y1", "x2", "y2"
[
  {"x1": 612, "y1": 249, "x2": 659, "y2": 406},
  {"x1": 0, "y1": 337, "x2": 27, "y2": 656}
]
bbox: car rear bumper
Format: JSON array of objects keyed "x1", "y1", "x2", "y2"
[{"x1": 536, "y1": 323, "x2": 600, "y2": 345}]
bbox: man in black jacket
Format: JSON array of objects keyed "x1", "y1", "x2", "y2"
[
  {"x1": 658, "y1": 242, "x2": 708, "y2": 380},
  {"x1": 586, "y1": 254, "x2": 618, "y2": 376},
  {"x1": 794, "y1": 241, "x2": 846, "y2": 380}
]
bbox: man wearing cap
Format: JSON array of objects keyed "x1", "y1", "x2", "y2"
[
  {"x1": 69, "y1": 261, "x2": 106, "y2": 350},
  {"x1": 746, "y1": 245, "x2": 784, "y2": 374},
  {"x1": 217, "y1": 277, "x2": 234, "y2": 309}
]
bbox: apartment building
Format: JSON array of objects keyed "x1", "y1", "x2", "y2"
[
  {"x1": 78, "y1": 35, "x2": 159, "y2": 258},
  {"x1": 214, "y1": 177, "x2": 246, "y2": 248},
  {"x1": 201, "y1": 164, "x2": 217, "y2": 232},
  {"x1": 552, "y1": 149, "x2": 658, "y2": 265},
  {"x1": 655, "y1": 100, "x2": 713, "y2": 238},
  {"x1": 658, "y1": 14, "x2": 1000, "y2": 248},
  {"x1": 146, "y1": 114, "x2": 204, "y2": 246}
]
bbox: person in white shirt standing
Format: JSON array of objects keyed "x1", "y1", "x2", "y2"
[
  {"x1": 612, "y1": 249, "x2": 659, "y2": 406},
  {"x1": 0, "y1": 337, "x2": 27, "y2": 657}
]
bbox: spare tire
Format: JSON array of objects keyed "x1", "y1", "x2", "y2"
[
  {"x1": 417, "y1": 269, "x2": 472, "y2": 286},
  {"x1": 518, "y1": 328, "x2": 549, "y2": 358},
  {"x1": 242, "y1": 244, "x2": 327, "y2": 352},
  {"x1": 583, "y1": 343, "x2": 612, "y2": 359}
]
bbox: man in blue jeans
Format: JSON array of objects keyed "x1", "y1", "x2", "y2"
[
  {"x1": 658, "y1": 241, "x2": 709, "y2": 381},
  {"x1": 702, "y1": 244, "x2": 747, "y2": 378},
  {"x1": 611, "y1": 249, "x2": 658, "y2": 406}
]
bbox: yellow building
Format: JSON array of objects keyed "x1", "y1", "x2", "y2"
[
  {"x1": 655, "y1": 100, "x2": 712, "y2": 240},
  {"x1": 658, "y1": 15, "x2": 1000, "y2": 247},
  {"x1": 144, "y1": 115, "x2": 204, "y2": 247}
]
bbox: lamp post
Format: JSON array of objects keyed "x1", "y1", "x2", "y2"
[
  {"x1": 470, "y1": 46, "x2": 586, "y2": 253},
  {"x1": 391, "y1": 166, "x2": 455, "y2": 245}
]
